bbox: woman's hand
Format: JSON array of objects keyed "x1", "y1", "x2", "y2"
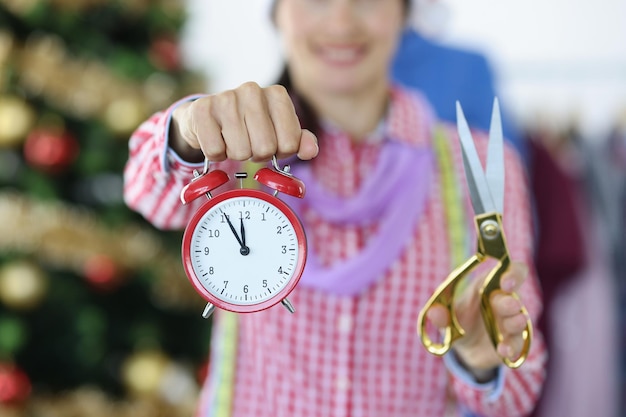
[
  {"x1": 426, "y1": 262, "x2": 530, "y2": 379},
  {"x1": 169, "y1": 82, "x2": 319, "y2": 163}
]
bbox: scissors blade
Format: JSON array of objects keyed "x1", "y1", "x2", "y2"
[
  {"x1": 486, "y1": 98, "x2": 505, "y2": 214},
  {"x1": 456, "y1": 101, "x2": 497, "y2": 215}
]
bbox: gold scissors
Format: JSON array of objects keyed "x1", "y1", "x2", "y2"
[{"x1": 418, "y1": 98, "x2": 532, "y2": 369}]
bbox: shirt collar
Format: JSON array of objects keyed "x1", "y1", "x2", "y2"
[{"x1": 384, "y1": 84, "x2": 436, "y2": 148}]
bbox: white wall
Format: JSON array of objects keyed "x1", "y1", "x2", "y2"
[
  {"x1": 181, "y1": 0, "x2": 283, "y2": 91},
  {"x1": 181, "y1": 0, "x2": 626, "y2": 138},
  {"x1": 442, "y1": 0, "x2": 626, "y2": 138}
]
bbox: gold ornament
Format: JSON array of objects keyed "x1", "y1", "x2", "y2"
[
  {"x1": 122, "y1": 350, "x2": 169, "y2": 397},
  {"x1": 0, "y1": 192, "x2": 158, "y2": 272},
  {"x1": 157, "y1": 362, "x2": 200, "y2": 407},
  {"x1": 0, "y1": 96, "x2": 36, "y2": 148},
  {"x1": 104, "y1": 96, "x2": 147, "y2": 136},
  {"x1": 0, "y1": 260, "x2": 47, "y2": 310}
]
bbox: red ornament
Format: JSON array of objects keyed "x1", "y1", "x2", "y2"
[
  {"x1": 0, "y1": 364, "x2": 31, "y2": 405},
  {"x1": 149, "y1": 35, "x2": 181, "y2": 71},
  {"x1": 196, "y1": 358, "x2": 210, "y2": 385},
  {"x1": 83, "y1": 254, "x2": 123, "y2": 292},
  {"x1": 23, "y1": 128, "x2": 79, "y2": 174}
]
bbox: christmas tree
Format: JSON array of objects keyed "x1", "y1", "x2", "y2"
[{"x1": 0, "y1": 1, "x2": 212, "y2": 415}]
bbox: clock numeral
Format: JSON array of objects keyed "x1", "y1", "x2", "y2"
[
  {"x1": 206, "y1": 229, "x2": 220, "y2": 238},
  {"x1": 281, "y1": 245, "x2": 287, "y2": 254},
  {"x1": 278, "y1": 266, "x2": 288, "y2": 275},
  {"x1": 263, "y1": 279, "x2": 268, "y2": 288},
  {"x1": 276, "y1": 226, "x2": 283, "y2": 234},
  {"x1": 223, "y1": 281, "x2": 228, "y2": 288},
  {"x1": 204, "y1": 247, "x2": 210, "y2": 255},
  {"x1": 208, "y1": 267, "x2": 215, "y2": 275},
  {"x1": 261, "y1": 213, "x2": 267, "y2": 221},
  {"x1": 243, "y1": 285, "x2": 249, "y2": 293},
  {"x1": 239, "y1": 211, "x2": 251, "y2": 220}
]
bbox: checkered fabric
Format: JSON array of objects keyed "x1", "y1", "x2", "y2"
[{"x1": 124, "y1": 86, "x2": 546, "y2": 417}]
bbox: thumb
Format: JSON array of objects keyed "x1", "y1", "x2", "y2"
[
  {"x1": 296, "y1": 129, "x2": 319, "y2": 160},
  {"x1": 426, "y1": 303, "x2": 450, "y2": 329}
]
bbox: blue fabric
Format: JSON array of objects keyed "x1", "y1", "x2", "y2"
[{"x1": 391, "y1": 29, "x2": 527, "y2": 163}]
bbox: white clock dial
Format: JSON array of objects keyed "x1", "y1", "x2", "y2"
[{"x1": 189, "y1": 196, "x2": 300, "y2": 305}]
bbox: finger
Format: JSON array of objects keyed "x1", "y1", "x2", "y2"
[
  {"x1": 264, "y1": 85, "x2": 305, "y2": 160},
  {"x1": 500, "y1": 262, "x2": 528, "y2": 293},
  {"x1": 297, "y1": 129, "x2": 319, "y2": 160},
  {"x1": 491, "y1": 293, "x2": 522, "y2": 318},
  {"x1": 496, "y1": 308, "x2": 530, "y2": 360},
  {"x1": 185, "y1": 99, "x2": 227, "y2": 161},
  {"x1": 500, "y1": 313, "x2": 528, "y2": 335},
  {"x1": 238, "y1": 82, "x2": 278, "y2": 162},
  {"x1": 497, "y1": 341, "x2": 516, "y2": 359},
  {"x1": 211, "y1": 89, "x2": 252, "y2": 161},
  {"x1": 425, "y1": 304, "x2": 450, "y2": 329},
  {"x1": 497, "y1": 330, "x2": 526, "y2": 360}
]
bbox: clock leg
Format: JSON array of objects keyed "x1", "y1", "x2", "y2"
[
  {"x1": 202, "y1": 302, "x2": 216, "y2": 319},
  {"x1": 281, "y1": 298, "x2": 295, "y2": 314}
]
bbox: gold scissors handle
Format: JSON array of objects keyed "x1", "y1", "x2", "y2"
[
  {"x1": 418, "y1": 213, "x2": 533, "y2": 368},
  {"x1": 418, "y1": 254, "x2": 481, "y2": 355}
]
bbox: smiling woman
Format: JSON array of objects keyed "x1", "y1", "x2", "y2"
[
  {"x1": 123, "y1": 0, "x2": 547, "y2": 416},
  {"x1": 271, "y1": 0, "x2": 406, "y2": 139}
]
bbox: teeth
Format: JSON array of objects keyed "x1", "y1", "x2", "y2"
[{"x1": 321, "y1": 48, "x2": 359, "y2": 61}]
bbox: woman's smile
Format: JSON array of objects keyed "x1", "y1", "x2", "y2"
[{"x1": 314, "y1": 43, "x2": 367, "y2": 67}]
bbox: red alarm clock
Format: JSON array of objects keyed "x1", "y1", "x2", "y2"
[{"x1": 180, "y1": 158, "x2": 307, "y2": 318}]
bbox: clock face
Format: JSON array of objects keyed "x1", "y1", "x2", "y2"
[{"x1": 182, "y1": 189, "x2": 306, "y2": 312}]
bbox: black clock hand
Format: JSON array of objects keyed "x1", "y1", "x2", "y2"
[
  {"x1": 224, "y1": 214, "x2": 249, "y2": 256},
  {"x1": 240, "y1": 217, "x2": 246, "y2": 247}
]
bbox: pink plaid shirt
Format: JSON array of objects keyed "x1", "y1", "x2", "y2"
[{"x1": 124, "y1": 86, "x2": 546, "y2": 417}]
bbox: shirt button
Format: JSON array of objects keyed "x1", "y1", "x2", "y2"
[
  {"x1": 337, "y1": 315, "x2": 353, "y2": 333},
  {"x1": 335, "y1": 375, "x2": 351, "y2": 391}
]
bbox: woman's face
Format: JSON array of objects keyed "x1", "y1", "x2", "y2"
[{"x1": 275, "y1": 0, "x2": 405, "y2": 96}]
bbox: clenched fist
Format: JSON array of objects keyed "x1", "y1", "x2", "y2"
[{"x1": 169, "y1": 82, "x2": 319, "y2": 163}]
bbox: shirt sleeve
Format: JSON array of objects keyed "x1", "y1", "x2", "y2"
[
  {"x1": 444, "y1": 125, "x2": 548, "y2": 417},
  {"x1": 123, "y1": 94, "x2": 234, "y2": 230},
  {"x1": 443, "y1": 351, "x2": 505, "y2": 401}
]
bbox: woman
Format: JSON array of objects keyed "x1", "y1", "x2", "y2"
[{"x1": 124, "y1": 0, "x2": 546, "y2": 415}]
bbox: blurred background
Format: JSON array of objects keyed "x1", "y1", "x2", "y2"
[
  {"x1": 0, "y1": 1, "x2": 212, "y2": 416},
  {"x1": 0, "y1": 0, "x2": 625, "y2": 416}
]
